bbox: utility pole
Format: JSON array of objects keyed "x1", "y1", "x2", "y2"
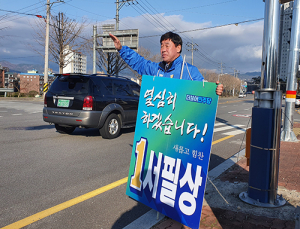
[
  {"x1": 218, "y1": 61, "x2": 224, "y2": 81},
  {"x1": 281, "y1": 0, "x2": 300, "y2": 142},
  {"x1": 115, "y1": 0, "x2": 135, "y2": 30},
  {"x1": 186, "y1": 38, "x2": 198, "y2": 65},
  {"x1": 43, "y1": 0, "x2": 64, "y2": 97},
  {"x1": 93, "y1": 25, "x2": 97, "y2": 74},
  {"x1": 43, "y1": 0, "x2": 50, "y2": 97}
]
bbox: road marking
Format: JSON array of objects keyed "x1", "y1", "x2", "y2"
[
  {"x1": 1, "y1": 135, "x2": 237, "y2": 229},
  {"x1": 29, "y1": 111, "x2": 42, "y2": 114},
  {"x1": 228, "y1": 111, "x2": 237, "y2": 114},
  {"x1": 214, "y1": 124, "x2": 244, "y2": 133},
  {"x1": 212, "y1": 135, "x2": 235, "y2": 145},
  {"x1": 12, "y1": 114, "x2": 22, "y2": 116},
  {"x1": 244, "y1": 108, "x2": 250, "y2": 110},
  {"x1": 232, "y1": 114, "x2": 251, "y2": 118},
  {"x1": 1, "y1": 177, "x2": 128, "y2": 229},
  {"x1": 214, "y1": 122, "x2": 226, "y2": 127},
  {"x1": 218, "y1": 100, "x2": 242, "y2": 105},
  {"x1": 223, "y1": 129, "x2": 246, "y2": 135}
]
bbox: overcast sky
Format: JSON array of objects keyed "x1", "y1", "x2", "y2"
[{"x1": 0, "y1": 0, "x2": 266, "y2": 74}]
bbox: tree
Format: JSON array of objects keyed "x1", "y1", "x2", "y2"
[
  {"x1": 33, "y1": 12, "x2": 89, "y2": 73},
  {"x1": 201, "y1": 70, "x2": 241, "y2": 97},
  {"x1": 97, "y1": 51, "x2": 128, "y2": 76}
]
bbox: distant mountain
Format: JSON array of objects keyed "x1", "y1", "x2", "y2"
[
  {"x1": 239, "y1": 71, "x2": 261, "y2": 81},
  {"x1": 0, "y1": 61, "x2": 45, "y2": 74}
]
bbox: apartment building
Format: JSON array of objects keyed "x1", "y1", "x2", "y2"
[
  {"x1": 19, "y1": 70, "x2": 54, "y2": 94},
  {"x1": 63, "y1": 46, "x2": 87, "y2": 74}
]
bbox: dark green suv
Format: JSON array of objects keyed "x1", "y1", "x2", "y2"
[{"x1": 43, "y1": 74, "x2": 140, "y2": 139}]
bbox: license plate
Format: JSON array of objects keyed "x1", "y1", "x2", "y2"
[{"x1": 57, "y1": 99, "x2": 70, "y2": 107}]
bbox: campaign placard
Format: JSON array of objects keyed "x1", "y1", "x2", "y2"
[{"x1": 126, "y1": 75, "x2": 218, "y2": 229}]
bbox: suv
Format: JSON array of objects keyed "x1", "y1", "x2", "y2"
[{"x1": 43, "y1": 74, "x2": 140, "y2": 139}]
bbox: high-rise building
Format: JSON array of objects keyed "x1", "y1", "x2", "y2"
[
  {"x1": 63, "y1": 46, "x2": 87, "y2": 74},
  {"x1": 279, "y1": 2, "x2": 293, "y2": 81}
]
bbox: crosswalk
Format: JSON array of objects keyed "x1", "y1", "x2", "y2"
[{"x1": 214, "y1": 122, "x2": 247, "y2": 136}]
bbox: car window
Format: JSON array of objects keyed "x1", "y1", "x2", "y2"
[
  {"x1": 113, "y1": 80, "x2": 133, "y2": 96},
  {"x1": 92, "y1": 77, "x2": 113, "y2": 96},
  {"x1": 49, "y1": 75, "x2": 89, "y2": 94},
  {"x1": 100, "y1": 78, "x2": 114, "y2": 95},
  {"x1": 130, "y1": 82, "x2": 140, "y2": 97}
]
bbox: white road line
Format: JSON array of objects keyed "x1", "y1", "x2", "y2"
[
  {"x1": 214, "y1": 124, "x2": 244, "y2": 133},
  {"x1": 244, "y1": 108, "x2": 250, "y2": 110},
  {"x1": 12, "y1": 114, "x2": 22, "y2": 116},
  {"x1": 228, "y1": 111, "x2": 237, "y2": 113},
  {"x1": 214, "y1": 123, "x2": 227, "y2": 127},
  {"x1": 30, "y1": 111, "x2": 42, "y2": 114},
  {"x1": 223, "y1": 129, "x2": 246, "y2": 135}
]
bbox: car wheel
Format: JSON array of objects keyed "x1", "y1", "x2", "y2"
[
  {"x1": 100, "y1": 114, "x2": 121, "y2": 139},
  {"x1": 55, "y1": 124, "x2": 76, "y2": 134}
]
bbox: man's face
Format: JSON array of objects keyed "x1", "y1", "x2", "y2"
[{"x1": 160, "y1": 39, "x2": 181, "y2": 64}]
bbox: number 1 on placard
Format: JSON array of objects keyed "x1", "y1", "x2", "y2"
[{"x1": 130, "y1": 138, "x2": 147, "y2": 191}]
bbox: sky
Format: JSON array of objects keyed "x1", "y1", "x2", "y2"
[{"x1": 0, "y1": 0, "x2": 266, "y2": 74}]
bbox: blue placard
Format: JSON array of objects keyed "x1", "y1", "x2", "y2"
[{"x1": 126, "y1": 75, "x2": 218, "y2": 229}]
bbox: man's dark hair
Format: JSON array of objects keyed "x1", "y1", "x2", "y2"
[{"x1": 160, "y1": 32, "x2": 182, "y2": 53}]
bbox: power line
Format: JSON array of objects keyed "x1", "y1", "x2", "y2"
[
  {"x1": 140, "y1": 18, "x2": 264, "y2": 38},
  {"x1": 164, "y1": 0, "x2": 239, "y2": 14},
  {"x1": 0, "y1": 9, "x2": 45, "y2": 18}
]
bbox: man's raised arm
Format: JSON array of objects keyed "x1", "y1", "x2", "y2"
[{"x1": 109, "y1": 33, "x2": 122, "y2": 51}]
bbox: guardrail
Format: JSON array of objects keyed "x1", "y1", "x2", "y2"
[
  {"x1": 0, "y1": 88, "x2": 14, "y2": 93},
  {"x1": 0, "y1": 88, "x2": 14, "y2": 97}
]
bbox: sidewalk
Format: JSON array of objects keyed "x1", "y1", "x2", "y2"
[{"x1": 150, "y1": 123, "x2": 300, "y2": 229}]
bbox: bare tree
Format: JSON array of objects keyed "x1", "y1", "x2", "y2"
[
  {"x1": 97, "y1": 50, "x2": 128, "y2": 76},
  {"x1": 201, "y1": 70, "x2": 241, "y2": 97},
  {"x1": 33, "y1": 12, "x2": 89, "y2": 73}
]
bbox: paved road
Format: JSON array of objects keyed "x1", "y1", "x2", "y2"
[{"x1": 0, "y1": 96, "x2": 297, "y2": 229}]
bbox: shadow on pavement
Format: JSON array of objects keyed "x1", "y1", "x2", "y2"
[
  {"x1": 111, "y1": 202, "x2": 151, "y2": 229},
  {"x1": 5, "y1": 125, "x2": 55, "y2": 131},
  {"x1": 70, "y1": 126, "x2": 135, "y2": 137}
]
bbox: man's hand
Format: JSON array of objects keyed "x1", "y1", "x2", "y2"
[
  {"x1": 109, "y1": 33, "x2": 122, "y2": 51},
  {"x1": 216, "y1": 81, "x2": 223, "y2": 96}
]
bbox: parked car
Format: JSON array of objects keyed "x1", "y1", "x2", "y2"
[
  {"x1": 43, "y1": 73, "x2": 140, "y2": 139},
  {"x1": 296, "y1": 95, "x2": 300, "y2": 108},
  {"x1": 238, "y1": 93, "x2": 245, "y2": 98}
]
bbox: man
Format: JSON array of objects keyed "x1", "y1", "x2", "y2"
[{"x1": 109, "y1": 31, "x2": 223, "y2": 95}]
